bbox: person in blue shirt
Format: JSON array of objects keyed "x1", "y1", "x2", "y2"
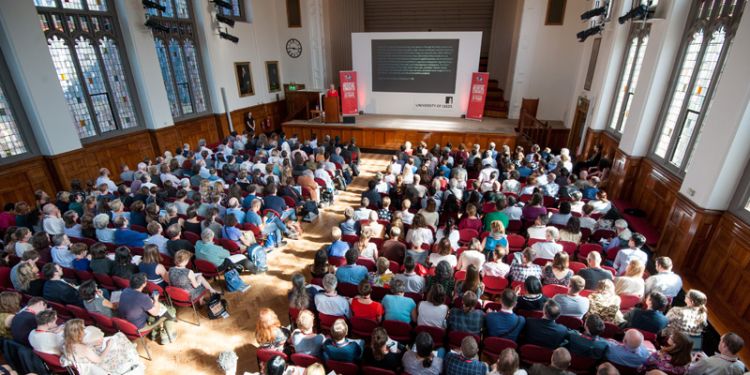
[
  {"x1": 327, "y1": 227, "x2": 350, "y2": 258},
  {"x1": 225, "y1": 197, "x2": 245, "y2": 224},
  {"x1": 486, "y1": 288, "x2": 525, "y2": 341},
  {"x1": 605, "y1": 329, "x2": 650, "y2": 368},
  {"x1": 113, "y1": 216, "x2": 147, "y2": 247},
  {"x1": 322, "y1": 318, "x2": 364, "y2": 362},
  {"x1": 339, "y1": 207, "x2": 357, "y2": 236},
  {"x1": 241, "y1": 185, "x2": 257, "y2": 209},
  {"x1": 335, "y1": 249, "x2": 368, "y2": 285},
  {"x1": 518, "y1": 161, "x2": 533, "y2": 178},
  {"x1": 381, "y1": 279, "x2": 416, "y2": 323}
]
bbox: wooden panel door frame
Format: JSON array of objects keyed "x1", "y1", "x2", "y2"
[{"x1": 569, "y1": 96, "x2": 589, "y2": 151}]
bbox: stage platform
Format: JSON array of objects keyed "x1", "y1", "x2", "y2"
[{"x1": 282, "y1": 114, "x2": 518, "y2": 150}]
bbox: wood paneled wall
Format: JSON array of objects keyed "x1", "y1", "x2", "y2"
[
  {"x1": 0, "y1": 157, "x2": 56, "y2": 205},
  {"x1": 282, "y1": 123, "x2": 517, "y2": 151},
  {"x1": 0, "y1": 101, "x2": 286, "y2": 206},
  {"x1": 631, "y1": 158, "x2": 682, "y2": 235},
  {"x1": 658, "y1": 193, "x2": 722, "y2": 270},
  {"x1": 578, "y1": 128, "x2": 618, "y2": 161},
  {"x1": 608, "y1": 149, "x2": 642, "y2": 202}
]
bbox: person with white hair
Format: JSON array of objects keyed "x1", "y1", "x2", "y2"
[
  {"x1": 604, "y1": 219, "x2": 632, "y2": 254},
  {"x1": 95, "y1": 168, "x2": 118, "y2": 193},
  {"x1": 42, "y1": 203, "x2": 65, "y2": 236},
  {"x1": 531, "y1": 227, "x2": 563, "y2": 260},
  {"x1": 314, "y1": 274, "x2": 351, "y2": 317},
  {"x1": 93, "y1": 214, "x2": 116, "y2": 243},
  {"x1": 605, "y1": 329, "x2": 650, "y2": 368}
]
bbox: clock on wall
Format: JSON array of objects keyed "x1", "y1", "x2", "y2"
[{"x1": 286, "y1": 38, "x2": 302, "y2": 58}]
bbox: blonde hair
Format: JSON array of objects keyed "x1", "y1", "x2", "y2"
[
  {"x1": 296, "y1": 309, "x2": 315, "y2": 332},
  {"x1": 624, "y1": 259, "x2": 645, "y2": 278},
  {"x1": 304, "y1": 363, "x2": 326, "y2": 375},
  {"x1": 63, "y1": 319, "x2": 86, "y2": 356},
  {"x1": 174, "y1": 250, "x2": 192, "y2": 266},
  {"x1": 255, "y1": 308, "x2": 282, "y2": 345},
  {"x1": 490, "y1": 220, "x2": 506, "y2": 234},
  {"x1": 330, "y1": 318, "x2": 348, "y2": 341}
]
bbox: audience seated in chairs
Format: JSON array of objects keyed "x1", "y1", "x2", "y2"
[
  {"x1": 552, "y1": 275, "x2": 589, "y2": 319},
  {"x1": 392, "y1": 255, "x2": 425, "y2": 294},
  {"x1": 528, "y1": 347, "x2": 575, "y2": 375},
  {"x1": 523, "y1": 299, "x2": 567, "y2": 349},
  {"x1": 314, "y1": 274, "x2": 350, "y2": 318},
  {"x1": 605, "y1": 329, "x2": 650, "y2": 369},
  {"x1": 578, "y1": 251, "x2": 613, "y2": 291},
  {"x1": 566, "y1": 315, "x2": 608, "y2": 361},
  {"x1": 335, "y1": 248, "x2": 368, "y2": 286},
  {"x1": 382, "y1": 279, "x2": 416, "y2": 324},
  {"x1": 402, "y1": 331, "x2": 444, "y2": 374},
  {"x1": 645, "y1": 256, "x2": 683, "y2": 299},
  {"x1": 448, "y1": 291, "x2": 485, "y2": 336},
  {"x1": 444, "y1": 336, "x2": 488, "y2": 375},
  {"x1": 322, "y1": 318, "x2": 364, "y2": 362},
  {"x1": 290, "y1": 309, "x2": 325, "y2": 357},
  {"x1": 117, "y1": 273, "x2": 176, "y2": 345}
]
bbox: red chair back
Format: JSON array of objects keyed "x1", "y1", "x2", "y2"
[
  {"x1": 507, "y1": 220, "x2": 522, "y2": 234},
  {"x1": 619, "y1": 294, "x2": 641, "y2": 311},
  {"x1": 34, "y1": 350, "x2": 68, "y2": 373},
  {"x1": 591, "y1": 229, "x2": 616, "y2": 242},
  {"x1": 602, "y1": 265, "x2": 617, "y2": 276},
  {"x1": 559, "y1": 241, "x2": 577, "y2": 256},
  {"x1": 166, "y1": 286, "x2": 195, "y2": 305},
  {"x1": 382, "y1": 320, "x2": 413, "y2": 343},
  {"x1": 112, "y1": 317, "x2": 146, "y2": 339},
  {"x1": 0, "y1": 267, "x2": 13, "y2": 289},
  {"x1": 415, "y1": 325, "x2": 446, "y2": 347},
  {"x1": 341, "y1": 234, "x2": 359, "y2": 245},
  {"x1": 371, "y1": 286, "x2": 388, "y2": 301},
  {"x1": 262, "y1": 209, "x2": 281, "y2": 219},
  {"x1": 47, "y1": 301, "x2": 73, "y2": 320},
  {"x1": 66, "y1": 304, "x2": 95, "y2": 325},
  {"x1": 507, "y1": 234, "x2": 526, "y2": 252},
  {"x1": 131, "y1": 224, "x2": 147, "y2": 233},
  {"x1": 112, "y1": 275, "x2": 130, "y2": 289},
  {"x1": 61, "y1": 267, "x2": 77, "y2": 281},
  {"x1": 94, "y1": 272, "x2": 117, "y2": 291},
  {"x1": 520, "y1": 344, "x2": 554, "y2": 365},
  {"x1": 350, "y1": 316, "x2": 379, "y2": 338},
  {"x1": 458, "y1": 229, "x2": 479, "y2": 244},
  {"x1": 483, "y1": 275, "x2": 509, "y2": 295},
  {"x1": 318, "y1": 313, "x2": 343, "y2": 333},
  {"x1": 569, "y1": 261, "x2": 587, "y2": 274},
  {"x1": 542, "y1": 284, "x2": 569, "y2": 298},
  {"x1": 327, "y1": 256, "x2": 346, "y2": 267},
  {"x1": 448, "y1": 331, "x2": 480, "y2": 349},
  {"x1": 257, "y1": 348, "x2": 287, "y2": 367},
  {"x1": 355, "y1": 258, "x2": 377, "y2": 271},
  {"x1": 602, "y1": 322, "x2": 622, "y2": 339},
  {"x1": 291, "y1": 353, "x2": 321, "y2": 367},
  {"x1": 337, "y1": 283, "x2": 359, "y2": 298},
  {"x1": 89, "y1": 311, "x2": 118, "y2": 334},
  {"x1": 454, "y1": 270, "x2": 466, "y2": 281},
  {"x1": 361, "y1": 366, "x2": 397, "y2": 375},
  {"x1": 482, "y1": 202, "x2": 496, "y2": 213},
  {"x1": 194, "y1": 259, "x2": 221, "y2": 278},
  {"x1": 404, "y1": 292, "x2": 423, "y2": 304},
  {"x1": 283, "y1": 196, "x2": 297, "y2": 208},
  {"x1": 144, "y1": 281, "x2": 164, "y2": 296},
  {"x1": 482, "y1": 337, "x2": 518, "y2": 361},
  {"x1": 219, "y1": 238, "x2": 242, "y2": 254},
  {"x1": 556, "y1": 315, "x2": 584, "y2": 330},
  {"x1": 183, "y1": 231, "x2": 200, "y2": 244},
  {"x1": 326, "y1": 360, "x2": 359, "y2": 375},
  {"x1": 576, "y1": 243, "x2": 602, "y2": 261},
  {"x1": 570, "y1": 354, "x2": 597, "y2": 374},
  {"x1": 75, "y1": 269, "x2": 94, "y2": 282},
  {"x1": 527, "y1": 238, "x2": 543, "y2": 248},
  {"x1": 516, "y1": 309, "x2": 543, "y2": 319}
]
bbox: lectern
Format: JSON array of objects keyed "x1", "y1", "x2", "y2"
[{"x1": 324, "y1": 95, "x2": 340, "y2": 123}]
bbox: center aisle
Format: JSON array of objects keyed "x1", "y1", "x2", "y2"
[{"x1": 148, "y1": 153, "x2": 390, "y2": 374}]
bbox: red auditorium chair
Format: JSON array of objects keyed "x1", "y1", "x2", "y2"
[
  {"x1": 482, "y1": 337, "x2": 517, "y2": 362},
  {"x1": 361, "y1": 366, "x2": 397, "y2": 375},
  {"x1": 568, "y1": 261, "x2": 587, "y2": 274},
  {"x1": 415, "y1": 325, "x2": 446, "y2": 347},
  {"x1": 256, "y1": 348, "x2": 287, "y2": 368},
  {"x1": 327, "y1": 256, "x2": 346, "y2": 267},
  {"x1": 291, "y1": 353, "x2": 321, "y2": 367},
  {"x1": 576, "y1": 243, "x2": 602, "y2": 262},
  {"x1": 350, "y1": 316, "x2": 379, "y2": 338},
  {"x1": 89, "y1": 311, "x2": 118, "y2": 335},
  {"x1": 520, "y1": 344, "x2": 554, "y2": 365},
  {"x1": 448, "y1": 331, "x2": 480, "y2": 349},
  {"x1": 326, "y1": 360, "x2": 359, "y2": 375},
  {"x1": 507, "y1": 234, "x2": 526, "y2": 252},
  {"x1": 570, "y1": 354, "x2": 597, "y2": 374},
  {"x1": 458, "y1": 229, "x2": 479, "y2": 245},
  {"x1": 318, "y1": 313, "x2": 343, "y2": 334},
  {"x1": 556, "y1": 316, "x2": 584, "y2": 331},
  {"x1": 112, "y1": 275, "x2": 130, "y2": 289},
  {"x1": 542, "y1": 284, "x2": 569, "y2": 298},
  {"x1": 559, "y1": 241, "x2": 577, "y2": 256},
  {"x1": 337, "y1": 282, "x2": 359, "y2": 298},
  {"x1": 166, "y1": 286, "x2": 207, "y2": 326},
  {"x1": 34, "y1": 350, "x2": 70, "y2": 373},
  {"x1": 383, "y1": 320, "x2": 413, "y2": 343},
  {"x1": 619, "y1": 294, "x2": 641, "y2": 311},
  {"x1": 66, "y1": 304, "x2": 95, "y2": 325},
  {"x1": 483, "y1": 275, "x2": 509, "y2": 297},
  {"x1": 113, "y1": 317, "x2": 167, "y2": 360}
]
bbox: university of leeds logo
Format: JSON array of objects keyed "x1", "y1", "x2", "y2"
[
  {"x1": 345, "y1": 74, "x2": 352, "y2": 80},
  {"x1": 477, "y1": 75, "x2": 484, "y2": 82}
]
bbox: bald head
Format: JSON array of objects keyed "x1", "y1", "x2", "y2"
[
  {"x1": 587, "y1": 251, "x2": 602, "y2": 267},
  {"x1": 623, "y1": 329, "x2": 644, "y2": 349}
]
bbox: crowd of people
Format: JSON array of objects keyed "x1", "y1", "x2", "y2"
[
  {"x1": 0, "y1": 131, "x2": 360, "y2": 374},
  {"x1": 270, "y1": 140, "x2": 747, "y2": 375}
]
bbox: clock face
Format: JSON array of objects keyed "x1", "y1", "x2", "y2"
[{"x1": 286, "y1": 38, "x2": 302, "y2": 58}]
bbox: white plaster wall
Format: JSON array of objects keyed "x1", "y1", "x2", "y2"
[
  {"x1": 486, "y1": 0, "x2": 522, "y2": 92},
  {"x1": 507, "y1": 0, "x2": 589, "y2": 123}
]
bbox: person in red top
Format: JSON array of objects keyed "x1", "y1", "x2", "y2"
[
  {"x1": 0, "y1": 203, "x2": 16, "y2": 232},
  {"x1": 350, "y1": 280, "x2": 384, "y2": 322},
  {"x1": 326, "y1": 84, "x2": 339, "y2": 97},
  {"x1": 458, "y1": 203, "x2": 483, "y2": 233}
]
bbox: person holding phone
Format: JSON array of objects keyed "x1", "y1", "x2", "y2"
[{"x1": 117, "y1": 273, "x2": 176, "y2": 344}]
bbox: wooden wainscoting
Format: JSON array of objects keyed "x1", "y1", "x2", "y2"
[
  {"x1": 608, "y1": 148, "x2": 642, "y2": 201},
  {"x1": 215, "y1": 101, "x2": 287, "y2": 139},
  {"x1": 0, "y1": 156, "x2": 57, "y2": 205},
  {"x1": 47, "y1": 131, "x2": 157, "y2": 190},
  {"x1": 631, "y1": 158, "x2": 682, "y2": 235},
  {"x1": 687, "y1": 212, "x2": 750, "y2": 361},
  {"x1": 578, "y1": 128, "x2": 619, "y2": 162},
  {"x1": 150, "y1": 114, "x2": 221, "y2": 156},
  {"x1": 657, "y1": 193, "x2": 722, "y2": 270}
]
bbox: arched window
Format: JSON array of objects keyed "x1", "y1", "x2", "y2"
[
  {"x1": 147, "y1": 0, "x2": 210, "y2": 120},
  {"x1": 607, "y1": 24, "x2": 650, "y2": 135},
  {"x1": 0, "y1": 50, "x2": 36, "y2": 162},
  {"x1": 650, "y1": 0, "x2": 746, "y2": 175},
  {"x1": 35, "y1": 0, "x2": 141, "y2": 140}
]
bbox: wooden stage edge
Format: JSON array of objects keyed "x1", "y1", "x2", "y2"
[{"x1": 282, "y1": 114, "x2": 518, "y2": 151}]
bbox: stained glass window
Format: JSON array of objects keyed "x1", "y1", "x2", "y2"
[
  {"x1": 651, "y1": 0, "x2": 746, "y2": 175},
  {"x1": 35, "y1": 0, "x2": 140, "y2": 139},
  {"x1": 219, "y1": 0, "x2": 243, "y2": 19},
  {"x1": 147, "y1": 0, "x2": 210, "y2": 119},
  {"x1": 608, "y1": 24, "x2": 650, "y2": 135},
  {"x1": 0, "y1": 79, "x2": 29, "y2": 158}
]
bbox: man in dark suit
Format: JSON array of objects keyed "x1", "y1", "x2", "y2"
[
  {"x1": 523, "y1": 300, "x2": 568, "y2": 348},
  {"x1": 567, "y1": 314, "x2": 609, "y2": 360},
  {"x1": 622, "y1": 291, "x2": 670, "y2": 334},
  {"x1": 361, "y1": 179, "x2": 382, "y2": 209}
]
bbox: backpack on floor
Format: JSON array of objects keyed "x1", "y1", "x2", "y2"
[
  {"x1": 224, "y1": 268, "x2": 250, "y2": 293},
  {"x1": 247, "y1": 243, "x2": 268, "y2": 273},
  {"x1": 207, "y1": 293, "x2": 230, "y2": 319},
  {"x1": 301, "y1": 200, "x2": 319, "y2": 223}
]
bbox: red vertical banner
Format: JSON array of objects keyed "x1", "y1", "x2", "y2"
[
  {"x1": 339, "y1": 71, "x2": 358, "y2": 115},
  {"x1": 466, "y1": 72, "x2": 489, "y2": 120}
]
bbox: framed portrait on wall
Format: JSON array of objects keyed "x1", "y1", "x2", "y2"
[
  {"x1": 584, "y1": 38, "x2": 601, "y2": 91},
  {"x1": 234, "y1": 62, "x2": 254, "y2": 97},
  {"x1": 265, "y1": 61, "x2": 281, "y2": 93},
  {"x1": 545, "y1": 0, "x2": 566, "y2": 25}
]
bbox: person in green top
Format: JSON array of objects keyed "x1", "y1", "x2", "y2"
[
  {"x1": 483, "y1": 198, "x2": 510, "y2": 231},
  {"x1": 194, "y1": 228, "x2": 253, "y2": 271}
]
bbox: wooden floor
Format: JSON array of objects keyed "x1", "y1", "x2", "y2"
[{"x1": 146, "y1": 153, "x2": 391, "y2": 374}]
